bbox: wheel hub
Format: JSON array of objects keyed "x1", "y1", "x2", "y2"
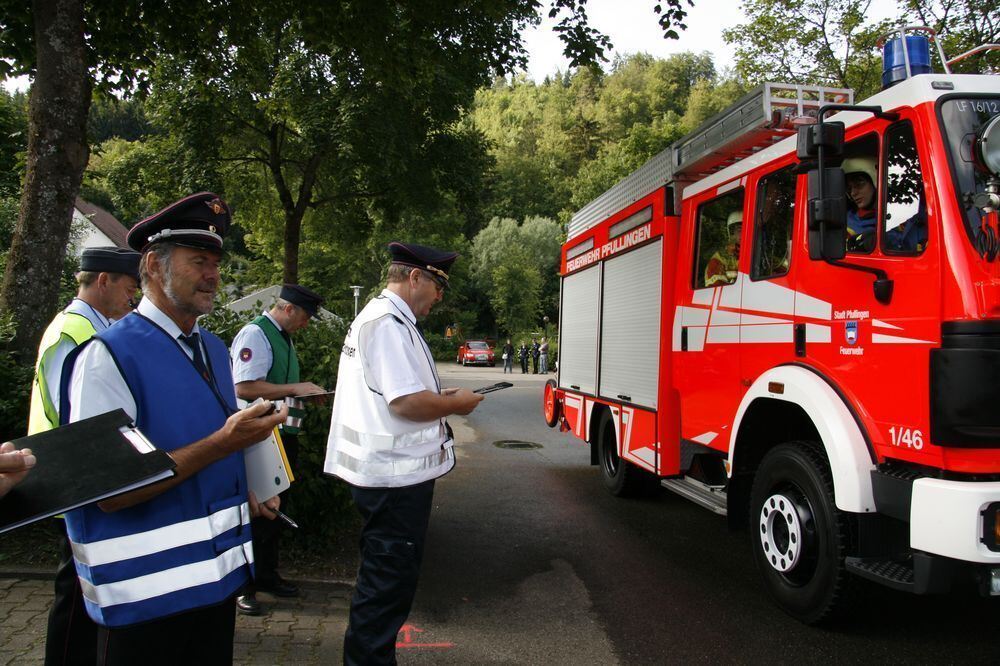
[{"x1": 758, "y1": 493, "x2": 803, "y2": 573}]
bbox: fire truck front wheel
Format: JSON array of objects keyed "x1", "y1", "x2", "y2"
[
  {"x1": 597, "y1": 408, "x2": 657, "y2": 497},
  {"x1": 749, "y1": 442, "x2": 853, "y2": 625}
]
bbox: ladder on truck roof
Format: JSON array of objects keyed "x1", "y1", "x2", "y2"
[{"x1": 567, "y1": 82, "x2": 854, "y2": 240}]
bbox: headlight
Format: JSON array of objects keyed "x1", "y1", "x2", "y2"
[
  {"x1": 982, "y1": 502, "x2": 1000, "y2": 552},
  {"x1": 976, "y1": 115, "x2": 1000, "y2": 176}
]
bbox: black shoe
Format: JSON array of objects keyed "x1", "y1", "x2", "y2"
[
  {"x1": 256, "y1": 575, "x2": 299, "y2": 598},
  {"x1": 236, "y1": 593, "x2": 263, "y2": 616}
]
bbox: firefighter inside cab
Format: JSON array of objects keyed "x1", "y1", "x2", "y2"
[
  {"x1": 844, "y1": 154, "x2": 928, "y2": 253},
  {"x1": 703, "y1": 211, "x2": 742, "y2": 287}
]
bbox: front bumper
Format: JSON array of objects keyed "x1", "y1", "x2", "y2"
[{"x1": 910, "y1": 478, "x2": 1000, "y2": 563}]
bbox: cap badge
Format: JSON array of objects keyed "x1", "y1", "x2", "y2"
[{"x1": 206, "y1": 198, "x2": 225, "y2": 215}]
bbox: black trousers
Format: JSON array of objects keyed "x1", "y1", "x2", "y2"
[
  {"x1": 344, "y1": 479, "x2": 435, "y2": 666},
  {"x1": 96, "y1": 597, "x2": 236, "y2": 666},
  {"x1": 248, "y1": 431, "x2": 298, "y2": 586},
  {"x1": 45, "y1": 521, "x2": 98, "y2": 666}
]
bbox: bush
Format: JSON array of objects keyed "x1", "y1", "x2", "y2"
[
  {"x1": 0, "y1": 313, "x2": 32, "y2": 441},
  {"x1": 201, "y1": 304, "x2": 357, "y2": 549}
]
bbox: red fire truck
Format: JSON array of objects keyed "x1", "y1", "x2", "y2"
[{"x1": 542, "y1": 28, "x2": 1000, "y2": 623}]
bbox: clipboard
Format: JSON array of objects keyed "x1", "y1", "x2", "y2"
[
  {"x1": 244, "y1": 427, "x2": 295, "y2": 503},
  {"x1": 0, "y1": 409, "x2": 177, "y2": 534}
]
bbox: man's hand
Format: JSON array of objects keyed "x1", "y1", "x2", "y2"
[
  {"x1": 219, "y1": 401, "x2": 287, "y2": 453},
  {"x1": 0, "y1": 441, "x2": 35, "y2": 499},
  {"x1": 291, "y1": 382, "x2": 326, "y2": 397},
  {"x1": 248, "y1": 491, "x2": 280, "y2": 520},
  {"x1": 443, "y1": 387, "x2": 484, "y2": 415}
]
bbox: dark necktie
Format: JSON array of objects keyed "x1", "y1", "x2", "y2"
[{"x1": 180, "y1": 332, "x2": 211, "y2": 381}]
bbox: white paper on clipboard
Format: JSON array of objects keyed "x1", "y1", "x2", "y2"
[{"x1": 244, "y1": 428, "x2": 294, "y2": 503}]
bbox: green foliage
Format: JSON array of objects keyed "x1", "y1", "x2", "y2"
[
  {"x1": 470, "y1": 215, "x2": 562, "y2": 335},
  {"x1": 722, "y1": 0, "x2": 899, "y2": 98},
  {"x1": 200, "y1": 299, "x2": 355, "y2": 546},
  {"x1": 0, "y1": 89, "x2": 26, "y2": 197},
  {"x1": 471, "y1": 52, "x2": 739, "y2": 224},
  {"x1": 0, "y1": 312, "x2": 32, "y2": 440}
]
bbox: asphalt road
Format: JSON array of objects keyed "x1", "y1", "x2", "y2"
[{"x1": 399, "y1": 364, "x2": 997, "y2": 665}]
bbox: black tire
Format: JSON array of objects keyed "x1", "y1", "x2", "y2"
[
  {"x1": 543, "y1": 379, "x2": 560, "y2": 428},
  {"x1": 749, "y1": 441, "x2": 854, "y2": 624},
  {"x1": 596, "y1": 408, "x2": 659, "y2": 497}
]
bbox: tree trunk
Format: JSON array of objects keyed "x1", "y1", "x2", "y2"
[{"x1": 0, "y1": 0, "x2": 91, "y2": 361}]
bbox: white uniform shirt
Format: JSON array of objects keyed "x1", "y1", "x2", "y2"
[
  {"x1": 230, "y1": 311, "x2": 281, "y2": 384},
  {"x1": 365, "y1": 290, "x2": 436, "y2": 403},
  {"x1": 68, "y1": 298, "x2": 207, "y2": 423},
  {"x1": 42, "y1": 298, "x2": 111, "y2": 417}
]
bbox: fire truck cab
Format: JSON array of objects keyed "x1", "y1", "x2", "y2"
[{"x1": 543, "y1": 30, "x2": 1000, "y2": 623}]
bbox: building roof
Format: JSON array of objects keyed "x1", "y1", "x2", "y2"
[{"x1": 75, "y1": 197, "x2": 128, "y2": 248}]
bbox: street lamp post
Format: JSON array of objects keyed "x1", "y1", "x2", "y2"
[
  {"x1": 543, "y1": 315, "x2": 549, "y2": 339},
  {"x1": 349, "y1": 285, "x2": 363, "y2": 316}
]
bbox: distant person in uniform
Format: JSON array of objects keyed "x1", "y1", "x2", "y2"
[
  {"x1": 324, "y1": 242, "x2": 484, "y2": 666},
  {"x1": 61, "y1": 193, "x2": 286, "y2": 664},
  {"x1": 704, "y1": 212, "x2": 741, "y2": 287},
  {"x1": 519, "y1": 341, "x2": 529, "y2": 374},
  {"x1": 229, "y1": 284, "x2": 327, "y2": 616},
  {"x1": 502, "y1": 338, "x2": 514, "y2": 374},
  {"x1": 27, "y1": 246, "x2": 140, "y2": 666},
  {"x1": 531, "y1": 337, "x2": 540, "y2": 374}
]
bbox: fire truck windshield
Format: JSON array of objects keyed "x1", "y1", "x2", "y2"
[{"x1": 939, "y1": 97, "x2": 1000, "y2": 251}]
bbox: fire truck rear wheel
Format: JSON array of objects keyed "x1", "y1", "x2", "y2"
[
  {"x1": 749, "y1": 441, "x2": 852, "y2": 625},
  {"x1": 543, "y1": 380, "x2": 560, "y2": 428},
  {"x1": 597, "y1": 408, "x2": 657, "y2": 497}
]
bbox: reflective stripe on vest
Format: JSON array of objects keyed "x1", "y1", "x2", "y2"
[
  {"x1": 324, "y1": 294, "x2": 454, "y2": 488},
  {"x1": 80, "y1": 542, "x2": 254, "y2": 610},
  {"x1": 71, "y1": 503, "x2": 249, "y2": 566},
  {"x1": 28, "y1": 312, "x2": 96, "y2": 434}
]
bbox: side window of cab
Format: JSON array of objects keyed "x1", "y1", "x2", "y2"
[
  {"x1": 842, "y1": 133, "x2": 880, "y2": 254},
  {"x1": 882, "y1": 120, "x2": 928, "y2": 255},
  {"x1": 694, "y1": 188, "x2": 745, "y2": 289},
  {"x1": 751, "y1": 166, "x2": 796, "y2": 280}
]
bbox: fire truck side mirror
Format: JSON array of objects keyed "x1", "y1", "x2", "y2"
[
  {"x1": 796, "y1": 122, "x2": 845, "y2": 160},
  {"x1": 807, "y1": 167, "x2": 848, "y2": 261}
]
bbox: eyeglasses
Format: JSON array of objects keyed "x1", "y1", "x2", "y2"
[{"x1": 421, "y1": 270, "x2": 446, "y2": 294}]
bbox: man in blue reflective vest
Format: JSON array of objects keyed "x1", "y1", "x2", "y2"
[{"x1": 61, "y1": 193, "x2": 286, "y2": 664}]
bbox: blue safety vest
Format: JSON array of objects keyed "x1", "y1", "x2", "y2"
[{"x1": 63, "y1": 314, "x2": 253, "y2": 627}]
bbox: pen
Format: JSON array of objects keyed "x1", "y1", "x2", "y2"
[{"x1": 272, "y1": 507, "x2": 299, "y2": 529}]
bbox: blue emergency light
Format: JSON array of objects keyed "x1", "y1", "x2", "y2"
[{"x1": 882, "y1": 34, "x2": 933, "y2": 89}]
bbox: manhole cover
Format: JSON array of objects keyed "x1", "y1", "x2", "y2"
[{"x1": 493, "y1": 440, "x2": 543, "y2": 450}]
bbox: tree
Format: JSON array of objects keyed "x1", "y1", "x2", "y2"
[
  {"x1": 724, "y1": 0, "x2": 998, "y2": 100},
  {"x1": 0, "y1": 0, "x2": 696, "y2": 359},
  {"x1": 0, "y1": 0, "x2": 91, "y2": 359},
  {"x1": 723, "y1": 0, "x2": 888, "y2": 97},
  {"x1": 900, "y1": 0, "x2": 1000, "y2": 73}
]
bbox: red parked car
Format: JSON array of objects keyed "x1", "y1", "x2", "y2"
[{"x1": 456, "y1": 340, "x2": 495, "y2": 366}]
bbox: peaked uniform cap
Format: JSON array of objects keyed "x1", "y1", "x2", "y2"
[
  {"x1": 387, "y1": 241, "x2": 459, "y2": 288},
  {"x1": 279, "y1": 283, "x2": 324, "y2": 317},
  {"x1": 127, "y1": 192, "x2": 231, "y2": 253},
  {"x1": 79, "y1": 246, "x2": 141, "y2": 280}
]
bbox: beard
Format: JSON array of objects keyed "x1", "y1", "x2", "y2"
[{"x1": 162, "y1": 262, "x2": 215, "y2": 317}]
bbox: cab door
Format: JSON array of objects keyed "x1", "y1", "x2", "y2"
[
  {"x1": 673, "y1": 183, "x2": 746, "y2": 455},
  {"x1": 795, "y1": 115, "x2": 940, "y2": 462}
]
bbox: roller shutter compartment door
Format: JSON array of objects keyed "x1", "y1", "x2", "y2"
[
  {"x1": 558, "y1": 265, "x2": 600, "y2": 395},
  {"x1": 599, "y1": 240, "x2": 662, "y2": 408}
]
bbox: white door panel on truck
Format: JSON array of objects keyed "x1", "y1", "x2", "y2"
[
  {"x1": 599, "y1": 239, "x2": 662, "y2": 408},
  {"x1": 559, "y1": 265, "x2": 601, "y2": 395}
]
